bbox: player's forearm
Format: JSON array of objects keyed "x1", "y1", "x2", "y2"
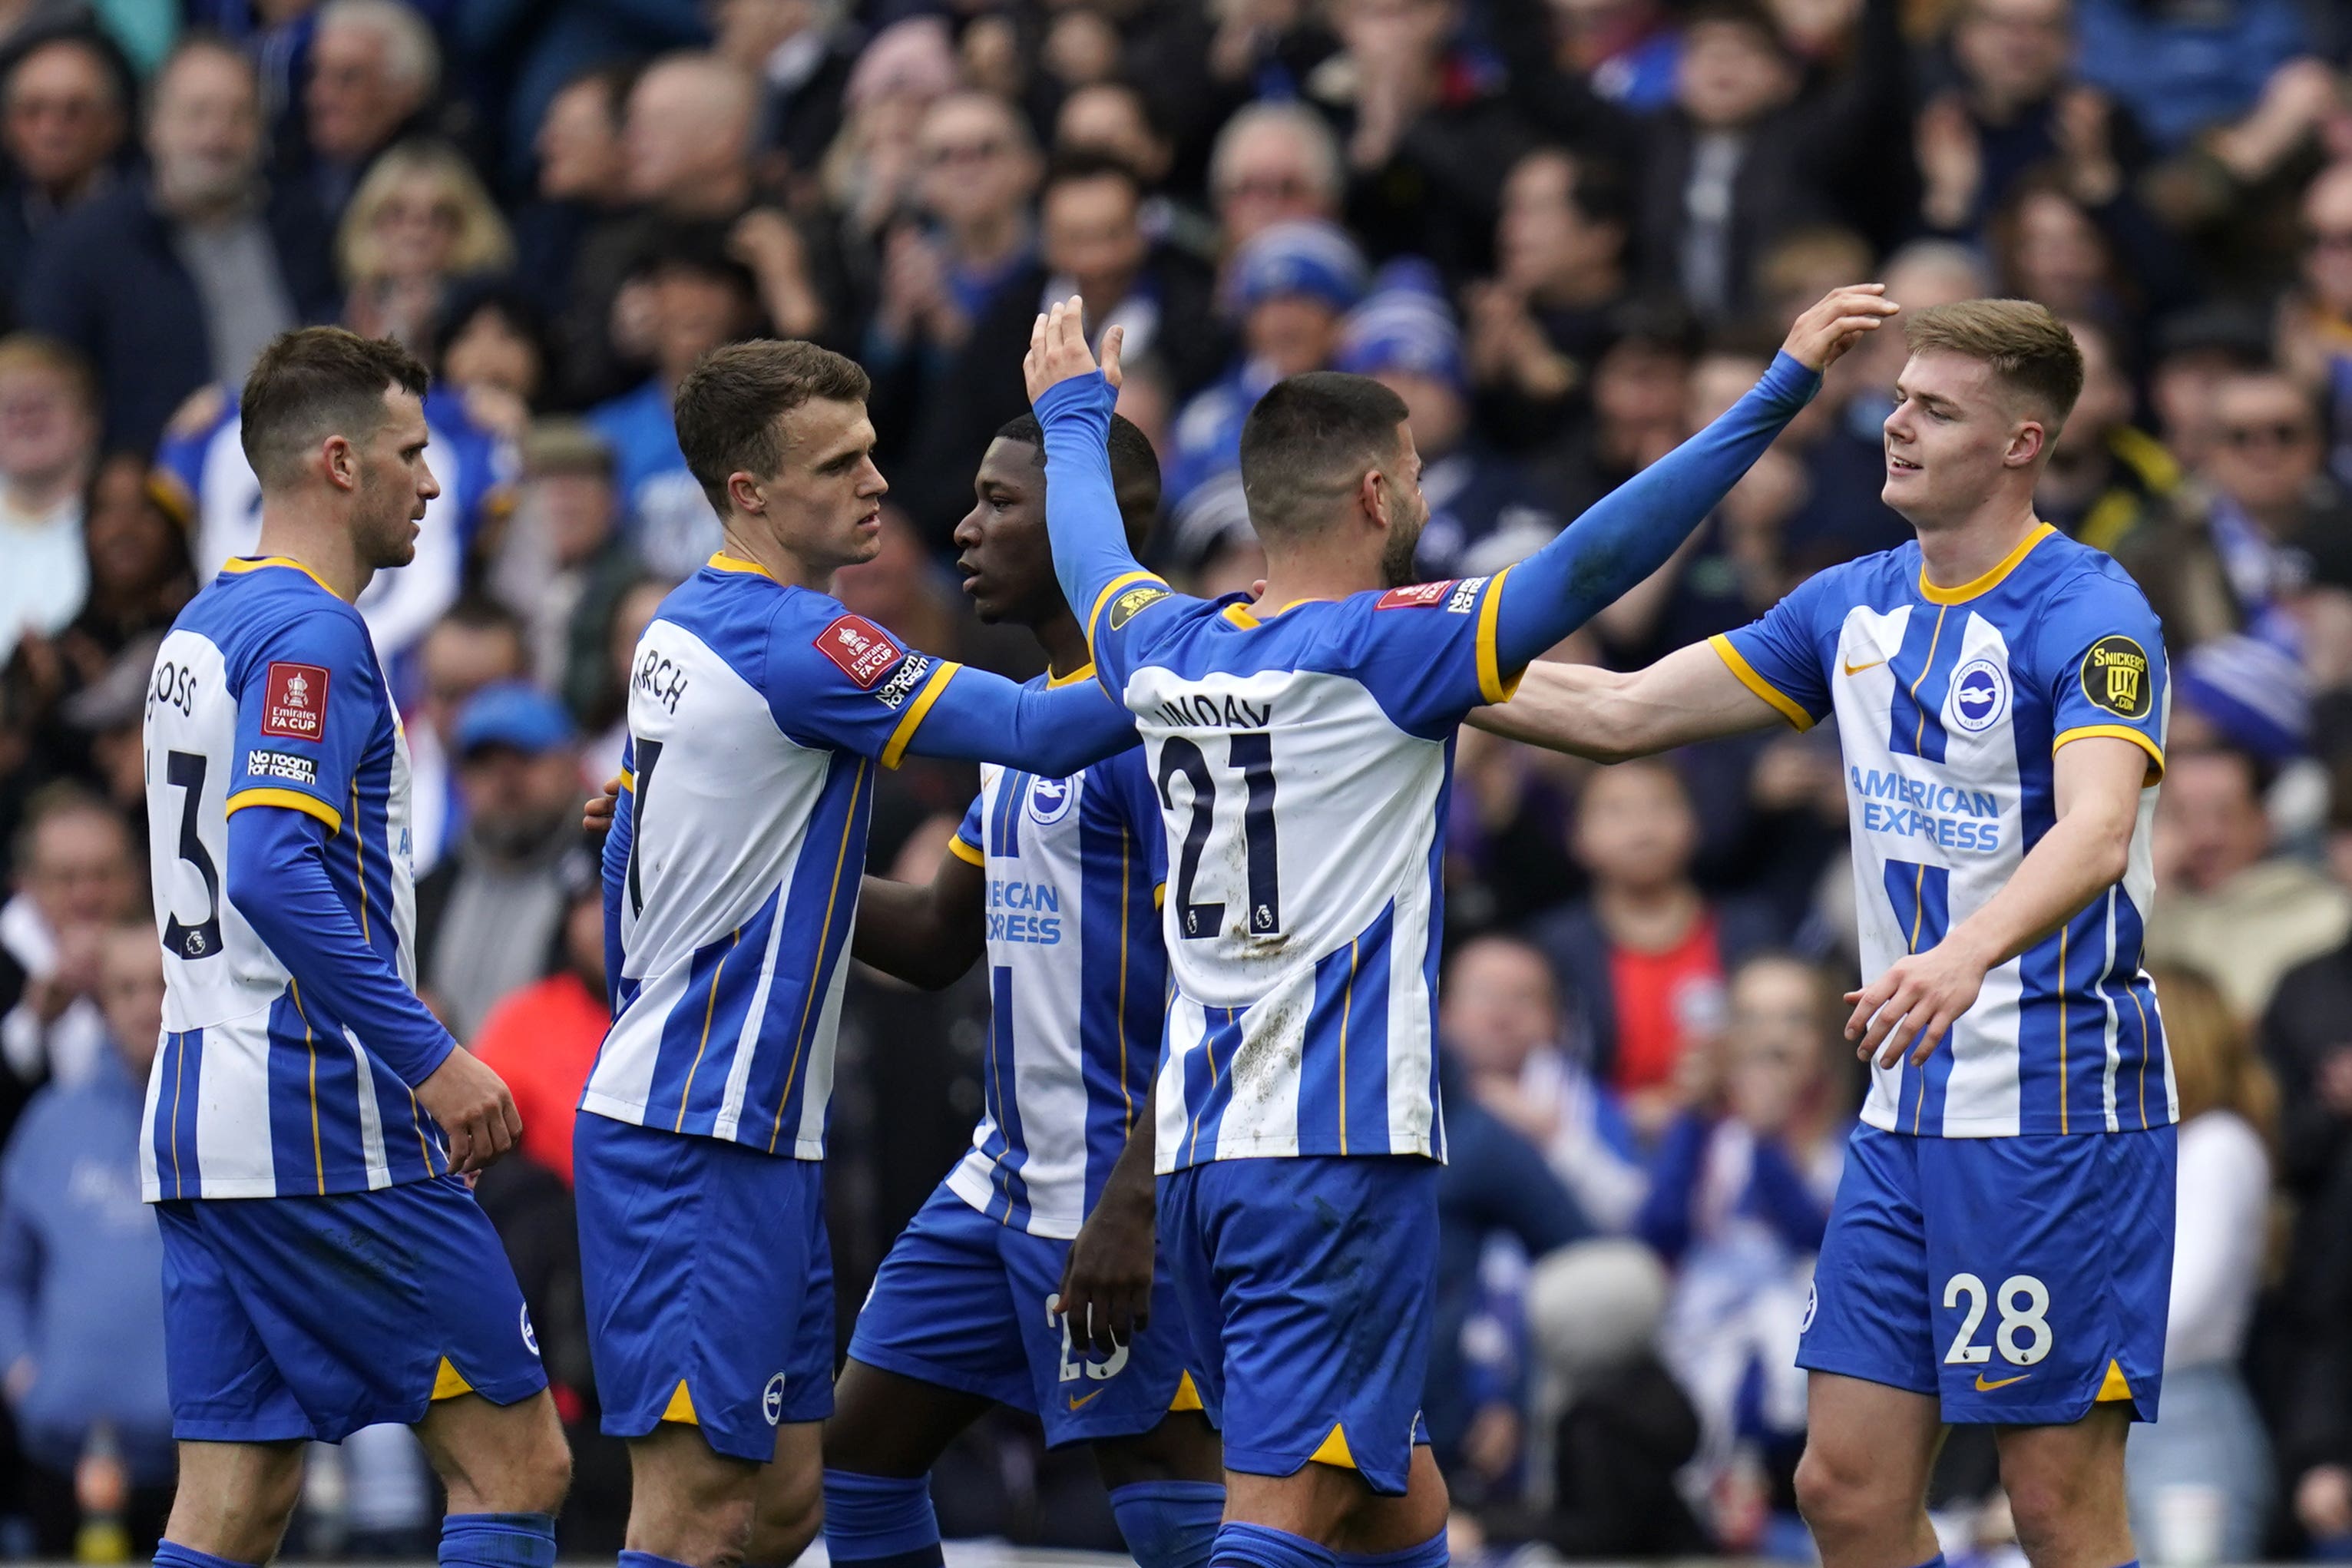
[
  {"x1": 1940, "y1": 807, "x2": 2132, "y2": 974},
  {"x1": 1490, "y1": 352, "x2": 1819, "y2": 669},
  {"x1": 227, "y1": 806, "x2": 458, "y2": 1086},
  {"x1": 1100, "y1": 1081, "x2": 1157, "y2": 1215},
  {"x1": 1467, "y1": 646, "x2": 1773, "y2": 760},
  {"x1": 600, "y1": 785, "x2": 633, "y2": 1015},
  {"x1": 850, "y1": 872, "x2": 983, "y2": 990},
  {"x1": 909, "y1": 669, "x2": 1139, "y2": 776},
  {"x1": 1035, "y1": 373, "x2": 1142, "y2": 634}
]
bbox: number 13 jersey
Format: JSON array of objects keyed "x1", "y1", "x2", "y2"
[
  {"x1": 1085, "y1": 571, "x2": 1521, "y2": 1173},
  {"x1": 140, "y1": 557, "x2": 443, "y2": 1200}
]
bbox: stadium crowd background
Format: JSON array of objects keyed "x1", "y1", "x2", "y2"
[{"x1": 0, "y1": 0, "x2": 2345, "y2": 1560}]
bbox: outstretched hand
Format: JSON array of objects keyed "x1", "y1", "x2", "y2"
[
  {"x1": 1781, "y1": 284, "x2": 1901, "y2": 372},
  {"x1": 1024, "y1": 295, "x2": 1125, "y2": 405}
]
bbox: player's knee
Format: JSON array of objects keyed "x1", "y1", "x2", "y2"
[
  {"x1": 508, "y1": 1425, "x2": 574, "y2": 1515},
  {"x1": 746, "y1": 1478, "x2": 822, "y2": 1567},
  {"x1": 2001, "y1": 1461, "x2": 2107, "y2": 1556},
  {"x1": 1794, "y1": 1440, "x2": 1899, "y2": 1540},
  {"x1": 643, "y1": 1494, "x2": 758, "y2": 1568}
]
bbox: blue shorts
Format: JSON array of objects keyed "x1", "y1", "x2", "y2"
[
  {"x1": 157, "y1": 1176, "x2": 546, "y2": 1444},
  {"x1": 574, "y1": 1113, "x2": 835, "y2": 1461},
  {"x1": 1160, "y1": 1155, "x2": 1435, "y2": 1495},
  {"x1": 849, "y1": 1181, "x2": 1212, "y2": 1448},
  {"x1": 1798, "y1": 1123, "x2": 2175, "y2": 1425}
]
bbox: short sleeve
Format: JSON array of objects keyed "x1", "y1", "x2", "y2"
[
  {"x1": 1349, "y1": 573, "x2": 1517, "y2": 737},
  {"x1": 1711, "y1": 570, "x2": 1840, "y2": 730},
  {"x1": 1086, "y1": 571, "x2": 1189, "y2": 698},
  {"x1": 2036, "y1": 570, "x2": 2168, "y2": 782},
  {"x1": 763, "y1": 601, "x2": 959, "y2": 769},
  {"x1": 950, "y1": 792, "x2": 985, "y2": 866},
  {"x1": 223, "y1": 608, "x2": 382, "y2": 833}
]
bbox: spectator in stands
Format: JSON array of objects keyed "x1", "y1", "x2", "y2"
[
  {"x1": 1463, "y1": 147, "x2": 1634, "y2": 453},
  {"x1": 19, "y1": 38, "x2": 333, "y2": 455},
  {"x1": 2284, "y1": 1133, "x2": 2352, "y2": 1556},
  {"x1": 2149, "y1": 747, "x2": 2350, "y2": 1020},
  {"x1": 1334, "y1": 259, "x2": 1560, "y2": 580},
  {"x1": 408, "y1": 600, "x2": 531, "y2": 877},
  {"x1": 819, "y1": 16, "x2": 959, "y2": 248},
  {"x1": 1639, "y1": 951, "x2": 1843, "y2": 1550},
  {"x1": 432, "y1": 280, "x2": 551, "y2": 444},
  {"x1": 0, "y1": 334, "x2": 94, "y2": 665},
  {"x1": 2260, "y1": 762, "x2": 2352, "y2": 1196},
  {"x1": 511, "y1": 61, "x2": 635, "y2": 322},
  {"x1": 2122, "y1": 369, "x2": 2352, "y2": 653},
  {"x1": 296, "y1": 0, "x2": 439, "y2": 227},
  {"x1": 0, "y1": 783, "x2": 134, "y2": 1096},
  {"x1": 0, "y1": 915, "x2": 170, "y2": 1555},
  {"x1": 2036, "y1": 316, "x2": 2183, "y2": 554},
  {"x1": 2124, "y1": 963, "x2": 2276, "y2": 1564},
  {"x1": 2073, "y1": 0, "x2": 2317, "y2": 154},
  {"x1": 1166, "y1": 217, "x2": 1363, "y2": 508},
  {"x1": 1532, "y1": 758, "x2": 1778, "y2": 1136},
  {"x1": 1055, "y1": 82, "x2": 1179, "y2": 208},
  {"x1": 581, "y1": 578, "x2": 670, "y2": 782},
  {"x1": 470, "y1": 877, "x2": 606, "y2": 1188},
  {"x1": 709, "y1": 0, "x2": 859, "y2": 180},
  {"x1": 1536, "y1": 302, "x2": 1695, "y2": 522},
  {"x1": 586, "y1": 230, "x2": 764, "y2": 579},
  {"x1": 335, "y1": 139, "x2": 514, "y2": 355},
  {"x1": 495, "y1": 422, "x2": 638, "y2": 723},
  {"x1": 1441, "y1": 931, "x2": 1647, "y2": 1232},
  {"x1": 1208, "y1": 101, "x2": 1345, "y2": 256},
  {"x1": 1494, "y1": 0, "x2": 1682, "y2": 120},
  {"x1": 416, "y1": 682, "x2": 593, "y2": 1040},
  {"x1": 0, "y1": 32, "x2": 130, "y2": 304}
]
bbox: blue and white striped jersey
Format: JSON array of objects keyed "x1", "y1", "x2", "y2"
[
  {"x1": 1090, "y1": 573, "x2": 1517, "y2": 1173},
  {"x1": 942, "y1": 667, "x2": 1166, "y2": 1237},
  {"x1": 140, "y1": 559, "x2": 447, "y2": 1199},
  {"x1": 587, "y1": 554, "x2": 964, "y2": 1159},
  {"x1": 1715, "y1": 522, "x2": 2175, "y2": 1137}
]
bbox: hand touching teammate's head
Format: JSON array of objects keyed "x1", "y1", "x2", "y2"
[
  {"x1": 1883, "y1": 299, "x2": 2083, "y2": 528},
  {"x1": 673, "y1": 339, "x2": 887, "y2": 575},
  {"x1": 241, "y1": 326, "x2": 437, "y2": 571},
  {"x1": 1239, "y1": 371, "x2": 1428, "y2": 589}
]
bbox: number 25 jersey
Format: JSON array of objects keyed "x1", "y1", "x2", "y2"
[
  {"x1": 1087, "y1": 571, "x2": 1520, "y2": 1173},
  {"x1": 140, "y1": 557, "x2": 444, "y2": 1200},
  {"x1": 1714, "y1": 524, "x2": 2175, "y2": 1138}
]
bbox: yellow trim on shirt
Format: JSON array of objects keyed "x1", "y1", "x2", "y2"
[
  {"x1": 948, "y1": 834, "x2": 984, "y2": 866},
  {"x1": 618, "y1": 769, "x2": 634, "y2": 792},
  {"x1": 1474, "y1": 567, "x2": 1523, "y2": 704},
  {"x1": 2053, "y1": 723, "x2": 2165, "y2": 783},
  {"x1": 1221, "y1": 603, "x2": 1259, "y2": 630},
  {"x1": 1707, "y1": 635, "x2": 1814, "y2": 732},
  {"x1": 221, "y1": 555, "x2": 336, "y2": 595},
  {"x1": 431, "y1": 1358, "x2": 474, "y2": 1400},
  {"x1": 1087, "y1": 570, "x2": 1165, "y2": 647},
  {"x1": 1047, "y1": 661, "x2": 1099, "y2": 688},
  {"x1": 224, "y1": 787, "x2": 343, "y2": 833},
  {"x1": 881, "y1": 661, "x2": 961, "y2": 770},
  {"x1": 707, "y1": 551, "x2": 774, "y2": 578},
  {"x1": 1917, "y1": 521, "x2": 2055, "y2": 605}
]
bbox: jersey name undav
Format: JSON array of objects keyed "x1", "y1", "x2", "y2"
[
  {"x1": 140, "y1": 560, "x2": 444, "y2": 1199},
  {"x1": 1715, "y1": 524, "x2": 2175, "y2": 1137},
  {"x1": 945, "y1": 688, "x2": 1166, "y2": 1236}
]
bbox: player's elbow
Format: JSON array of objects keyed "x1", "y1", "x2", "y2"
[{"x1": 2079, "y1": 817, "x2": 2133, "y2": 887}]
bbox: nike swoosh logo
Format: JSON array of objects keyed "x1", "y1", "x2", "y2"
[
  {"x1": 1973, "y1": 1372, "x2": 2030, "y2": 1391},
  {"x1": 1843, "y1": 657, "x2": 1887, "y2": 676},
  {"x1": 1067, "y1": 1388, "x2": 1107, "y2": 1411}
]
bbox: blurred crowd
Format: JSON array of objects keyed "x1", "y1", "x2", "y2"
[{"x1": 0, "y1": 0, "x2": 2349, "y2": 1560}]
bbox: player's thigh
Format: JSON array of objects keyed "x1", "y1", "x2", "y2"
[
  {"x1": 1199, "y1": 1156, "x2": 1439, "y2": 1511},
  {"x1": 832, "y1": 1183, "x2": 1029, "y2": 1474},
  {"x1": 1093, "y1": 1409, "x2": 1224, "y2": 1491},
  {"x1": 1797, "y1": 1371, "x2": 1947, "y2": 1520},
  {"x1": 415, "y1": 1388, "x2": 572, "y2": 1515},
  {"x1": 624, "y1": 1420, "x2": 764, "y2": 1564},
  {"x1": 1796, "y1": 1125, "x2": 1940, "y2": 1406},
  {"x1": 748, "y1": 1420, "x2": 825, "y2": 1564},
  {"x1": 1994, "y1": 1400, "x2": 2133, "y2": 1551},
  {"x1": 1327, "y1": 1444, "x2": 1450, "y2": 1554},
  {"x1": 164, "y1": 1440, "x2": 307, "y2": 1563},
  {"x1": 1919, "y1": 1128, "x2": 2175, "y2": 1427},
  {"x1": 1004, "y1": 1219, "x2": 1202, "y2": 1455}
]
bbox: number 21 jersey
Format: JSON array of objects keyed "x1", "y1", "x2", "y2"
[{"x1": 1085, "y1": 571, "x2": 1520, "y2": 1173}]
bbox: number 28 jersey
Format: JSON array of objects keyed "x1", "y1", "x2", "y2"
[
  {"x1": 1714, "y1": 524, "x2": 2175, "y2": 1139},
  {"x1": 1086, "y1": 571, "x2": 1521, "y2": 1173},
  {"x1": 140, "y1": 557, "x2": 445, "y2": 1200}
]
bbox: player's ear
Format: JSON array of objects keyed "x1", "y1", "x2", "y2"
[
  {"x1": 727, "y1": 470, "x2": 765, "y2": 516},
  {"x1": 2005, "y1": 419, "x2": 2046, "y2": 468},
  {"x1": 1358, "y1": 467, "x2": 1388, "y2": 528},
  {"x1": 321, "y1": 433, "x2": 359, "y2": 492}
]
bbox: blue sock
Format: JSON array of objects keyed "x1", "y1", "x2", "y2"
[
  {"x1": 156, "y1": 1544, "x2": 260, "y2": 1568},
  {"x1": 617, "y1": 1552, "x2": 693, "y2": 1568},
  {"x1": 1109, "y1": 1480, "x2": 1224, "y2": 1568},
  {"x1": 1335, "y1": 1530, "x2": 1448, "y2": 1568},
  {"x1": 821, "y1": 1470, "x2": 944, "y2": 1568},
  {"x1": 1211, "y1": 1521, "x2": 1337, "y2": 1568},
  {"x1": 441, "y1": 1514, "x2": 557, "y2": 1568}
]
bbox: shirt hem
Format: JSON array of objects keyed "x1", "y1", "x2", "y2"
[
  {"x1": 580, "y1": 1093, "x2": 827, "y2": 1159},
  {"x1": 1858, "y1": 1103, "x2": 2181, "y2": 1137},
  {"x1": 1154, "y1": 1133, "x2": 1441, "y2": 1172},
  {"x1": 944, "y1": 1159, "x2": 1082, "y2": 1239}
]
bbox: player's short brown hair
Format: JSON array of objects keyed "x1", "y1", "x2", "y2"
[
  {"x1": 240, "y1": 327, "x2": 429, "y2": 489},
  {"x1": 1238, "y1": 372, "x2": 1411, "y2": 540},
  {"x1": 1904, "y1": 299, "x2": 2085, "y2": 428},
  {"x1": 673, "y1": 339, "x2": 870, "y2": 513}
]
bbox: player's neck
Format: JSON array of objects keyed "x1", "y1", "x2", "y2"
[
  {"x1": 251, "y1": 508, "x2": 369, "y2": 603},
  {"x1": 1255, "y1": 551, "x2": 1382, "y2": 612},
  {"x1": 1913, "y1": 497, "x2": 2042, "y2": 592},
  {"x1": 1034, "y1": 607, "x2": 1090, "y2": 680},
  {"x1": 720, "y1": 526, "x2": 834, "y2": 595}
]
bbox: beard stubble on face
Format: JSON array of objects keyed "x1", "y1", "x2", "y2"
[{"x1": 1379, "y1": 499, "x2": 1427, "y2": 588}]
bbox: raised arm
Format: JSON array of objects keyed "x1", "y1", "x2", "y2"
[
  {"x1": 1465, "y1": 641, "x2": 1787, "y2": 759},
  {"x1": 901, "y1": 665, "x2": 1142, "y2": 777},
  {"x1": 1486, "y1": 287, "x2": 1897, "y2": 674},
  {"x1": 1027, "y1": 299, "x2": 1143, "y2": 628},
  {"x1": 852, "y1": 839, "x2": 987, "y2": 991}
]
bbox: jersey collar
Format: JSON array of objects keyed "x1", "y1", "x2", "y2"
[
  {"x1": 707, "y1": 551, "x2": 775, "y2": 579},
  {"x1": 222, "y1": 555, "x2": 335, "y2": 595},
  {"x1": 1917, "y1": 521, "x2": 2055, "y2": 606},
  {"x1": 1046, "y1": 662, "x2": 1098, "y2": 687}
]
